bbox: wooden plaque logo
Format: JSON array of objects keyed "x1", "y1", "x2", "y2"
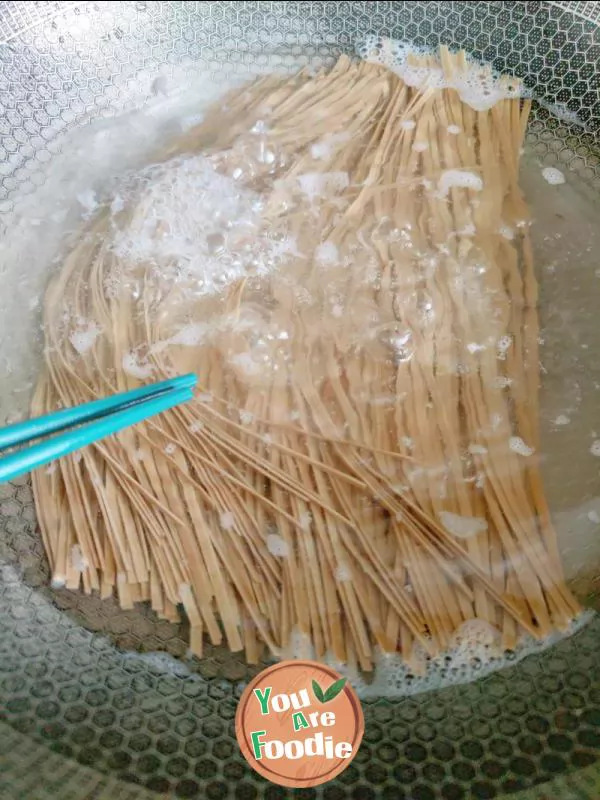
[{"x1": 235, "y1": 659, "x2": 364, "y2": 788}]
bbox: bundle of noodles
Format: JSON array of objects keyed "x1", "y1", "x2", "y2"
[{"x1": 31, "y1": 43, "x2": 582, "y2": 671}]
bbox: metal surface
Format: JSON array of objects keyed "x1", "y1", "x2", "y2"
[{"x1": 1, "y1": 2, "x2": 600, "y2": 797}]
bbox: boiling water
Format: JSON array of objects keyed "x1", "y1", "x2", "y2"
[{"x1": 0, "y1": 60, "x2": 598, "y2": 696}]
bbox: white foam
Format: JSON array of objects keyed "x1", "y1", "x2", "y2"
[
  {"x1": 315, "y1": 240, "x2": 339, "y2": 264},
  {"x1": 438, "y1": 510, "x2": 488, "y2": 539},
  {"x1": 358, "y1": 36, "x2": 524, "y2": 112},
  {"x1": 298, "y1": 511, "x2": 312, "y2": 531},
  {"x1": 122, "y1": 352, "x2": 153, "y2": 380},
  {"x1": 588, "y1": 510, "x2": 600, "y2": 524},
  {"x1": 297, "y1": 171, "x2": 349, "y2": 201},
  {"x1": 400, "y1": 119, "x2": 416, "y2": 131},
  {"x1": 509, "y1": 436, "x2": 535, "y2": 457},
  {"x1": 554, "y1": 414, "x2": 571, "y2": 426},
  {"x1": 437, "y1": 170, "x2": 483, "y2": 199},
  {"x1": 69, "y1": 322, "x2": 102, "y2": 354},
  {"x1": 167, "y1": 323, "x2": 207, "y2": 347},
  {"x1": 590, "y1": 440, "x2": 600, "y2": 457},
  {"x1": 468, "y1": 444, "x2": 488, "y2": 455},
  {"x1": 70, "y1": 545, "x2": 89, "y2": 573},
  {"x1": 542, "y1": 167, "x2": 566, "y2": 186},
  {"x1": 111, "y1": 155, "x2": 278, "y2": 297},
  {"x1": 335, "y1": 564, "x2": 352, "y2": 582},
  {"x1": 219, "y1": 512, "x2": 235, "y2": 530},
  {"x1": 467, "y1": 342, "x2": 486, "y2": 354},
  {"x1": 310, "y1": 132, "x2": 350, "y2": 160},
  {"x1": 447, "y1": 124, "x2": 461, "y2": 135},
  {"x1": 76, "y1": 190, "x2": 98, "y2": 215},
  {"x1": 497, "y1": 335, "x2": 512, "y2": 358},
  {"x1": 266, "y1": 533, "x2": 289, "y2": 558}
]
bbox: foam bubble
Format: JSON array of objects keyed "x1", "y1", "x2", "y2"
[
  {"x1": 358, "y1": 36, "x2": 524, "y2": 112},
  {"x1": 438, "y1": 510, "x2": 488, "y2": 539},
  {"x1": 167, "y1": 323, "x2": 207, "y2": 346},
  {"x1": 70, "y1": 545, "x2": 89, "y2": 573},
  {"x1": 467, "y1": 342, "x2": 486, "y2": 354},
  {"x1": 509, "y1": 436, "x2": 535, "y2": 457},
  {"x1": 77, "y1": 189, "x2": 97, "y2": 215},
  {"x1": 266, "y1": 533, "x2": 289, "y2": 558},
  {"x1": 220, "y1": 512, "x2": 235, "y2": 530},
  {"x1": 299, "y1": 511, "x2": 312, "y2": 531},
  {"x1": 315, "y1": 240, "x2": 339, "y2": 265},
  {"x1": 69, "y1": 322, "x2": 102, "y2": 354},
  {"x1": 590, "y1": 440, "x2": 600, "y2": 457},
  {"x1": 400, "y1": 119, "x2": 416, "y2": 130},
  {"x1": 554, "y1": 414, "x2": 570, "y2": 426},
  {"x1": 468, "y1": 444, "x2": 488, "y2": 455},
  {"x1": 335, "y1": 564, "x2": 352, "y2": 582},
  {"x1": 447, "y1": 124, "x2": 461, "y2": 135},
  {"x1": 499, "y1": 224, "x2": 514, "y2": 240},
  {"x1": 542, "y1": 167, "x2": 566, "y2": 186},
  {"x1": 437, "y1": 170, "x2": 483, "y2": 199},
  {"x1": 122, "y1": 352, "x2": 153, "y2": 379}
]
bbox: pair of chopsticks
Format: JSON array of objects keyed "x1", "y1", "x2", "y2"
[{"x1": 0, "y1": 374, "x2": 197, "y2": 484}]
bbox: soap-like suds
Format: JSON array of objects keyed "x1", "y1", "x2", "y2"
[
  {"x1": 266, "y1": 533, "x2": 289, "y2": 558},
  {"x1": 335, "y1": 564, "x2": 352, "y2": 582},
  {"x1": 219, "y1": 512, "x2": 235, "y2": 530},
  {"x1": 499, "y1": 224, "x2": 514, "y2": 240},
  {"x1": 69, "y1": 322, "x2": 102, "y2": 354},
  {"x1": 400, "y1": 119, "x2": 416, "y2": 130},
  {"x1": 554, "y1": 414, "x2": 570, "y2": 426},
  {"x1": 359, "y1": 36, "x2": 525, "y2": 112},
  {"x1": 70, "y1": 545, "x2": 89, "y2": 573},
  {"x1": 447, "y1": 124, "x2": 461, "y2": 135},
  {"x1": 542, "y1": 166, "x2": 566, "y2": 185},
  {"x1": 468, "y1": 444, "x2": 488, "y2": 455},
  {"x1": 122, "y1": 352, "x2": 153, "y2": 379},
  {"x1": 437, "y1": 169, "x2": 483, "y2": 199},
  {"x1": 438, "y1": 510, "x2": 488, "y2": 539},
  {"x1": 299, "y1": 511, "x2": 312, "y2": 531},
  {"x1": 510, "y1": 436, "x2": 535, "y2": 457},
  {"x1": 239, "y1": 409, "x2": 255, "y2": 425},
  {"x1": 315, "y1": 240, "x2": 339, "y2": 264},
  {"x1": 590, "y1": 440, "x2": 600, "y2": 457},
  {"x1": 467, "y1": 342, "x2": 486, "y2": 354},
  {"x1": 77, "y1": 190, "x2": 98, "y2": 215}
]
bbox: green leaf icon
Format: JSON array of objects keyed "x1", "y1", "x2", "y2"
[
  {"x1": 312, "y1": 679, "x2": 325, "y2": 703},
  {"x1": 312, "y1": 677, "x2": 347, "y2": 703},
  {"x1": 323, "y1": 677, "x2": 347, "y2": 702}
]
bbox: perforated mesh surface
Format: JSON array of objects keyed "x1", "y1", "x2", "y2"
[{"x1": 1, "y1": 2, "x2": 600, "y2": 797}]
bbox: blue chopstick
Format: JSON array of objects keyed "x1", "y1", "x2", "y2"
[
  {"x1": 0, "y1": 375, "x2": 197, "y2": 484},
  {"x1": 0, "y1": 374, "x2": 197, "y2": 451}
]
